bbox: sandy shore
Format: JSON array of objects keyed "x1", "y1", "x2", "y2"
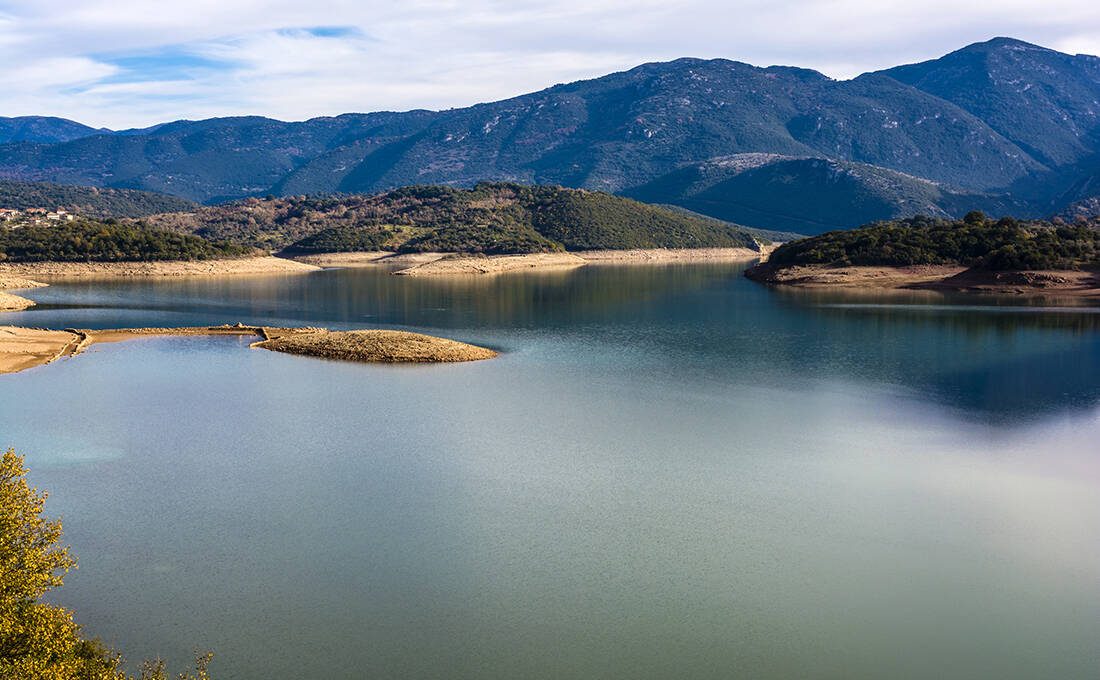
[
  {"x1": 577, "y1": 246, "x2": 771, "y2": 263},
  {"x1": 745, "y1": 263, "x2": 1100, "y2": 297},
  {"x1": 0, "y1": 292, "x2": 37, "y2": 312},
  {"x1": 377, "y1": 247, "x2": 769, "y2": 276},
  {"x1": 0, "y1": 276, "x2": 48, "y2": 313},
  {"x1": 393, "y1": 252, "x2": 588, "y2": 276},
  {"x1": 0, "y1": 327, "x2": 82, "y2": 374},
  {"x1": 0, "y1": 275, "x2": 48, "y2": 290},
  {"x1": 0, "y1": 256, "x2": 320, "y2": 280},
  {"x1": 286, "y1": 252, "x2": 447, "y2": 268},
  {"x1": 1, "y1": 323, "x2": 496, "y2": 375},
  {"x1": 291, "y1": 247, "x2": 771, "y2": 273}
]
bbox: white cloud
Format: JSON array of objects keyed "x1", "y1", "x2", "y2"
[{"x1": 0, "y1": 0, "x2": 1098, "y2": 128}]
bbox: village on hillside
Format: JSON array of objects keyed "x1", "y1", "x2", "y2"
[{"x1": 0, "y1": 207, "x2": 78, "y2": 227}]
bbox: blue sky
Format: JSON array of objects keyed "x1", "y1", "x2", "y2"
[{"x1": 1, "y1": 0, "x2": 1099, "y2": 128}]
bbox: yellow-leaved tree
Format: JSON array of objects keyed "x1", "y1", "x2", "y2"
[{"x1": 1, "y1": 448, "x2": 212, "y2": 680}]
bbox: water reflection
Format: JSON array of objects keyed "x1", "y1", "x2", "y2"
[{"x1": 9, "y1": 262, "x2": 1100, "y2": 421}]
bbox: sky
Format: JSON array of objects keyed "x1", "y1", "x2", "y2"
[{"x1": 1, "y1": 0, "x2": 1099, "y2": 129}]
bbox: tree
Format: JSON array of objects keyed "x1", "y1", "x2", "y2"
[{"x1": 0, "y1": 449, "x2": 211, "y2": 680}]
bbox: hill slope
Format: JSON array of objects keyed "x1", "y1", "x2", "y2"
[
  {"x1": 625, "y1": 154, "x2": 1029, "y2": 235},
  {"x1": 763, "y1": 212, "x2": 1100, "y2": 270},
  {"x1": 0, "y1": 180, "x2": 198, "y2": 217},
  {"x1": 0, "y1": 221, "x2": 251, "y2": 262},
  {"x1": 143, "y1": 183, "x2": 763, "y2": 254},
  {"x1": 0, "y1": 116, "x2": 108, "y2": 144}
]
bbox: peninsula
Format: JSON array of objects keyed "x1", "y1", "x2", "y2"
[
  {"x1": 0, "y1": 324, "x2": 496, "y2": 375},
  {"x1": 745, "y1": 212, "x2": 1100, "y2": 296}
]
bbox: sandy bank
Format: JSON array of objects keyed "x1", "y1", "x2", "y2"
[
  {"x1": 0, "y1": 256, "x2": 319, "y2": 280},
  {"x1": 0, "y1": 326, "x2": 81, "y2": 374},
  {"x1": 291, "y1": 246, "x2": 771, "y2": 277},
  {"x1": 576, "y1": 246, "x2": 771, "y2": 263},
  {"x1": 745, "y1": 263, "x2": 1100, "y2": 297},
  {"x1": 286, "y1": 252, "x2": 446, "y2": 268},
  {"x1": 0, "y1": 276, "x2": 49, "y2": 313},
  {"x1": 745, "y1": 263, "x2": 966, "y2": 288},
  {"x1": 393, "y1": 252, "x2": 588, "y2": 276},
  {"x1": 0, "y1": 292, "x2": 37, "y2": 312},
  {"x1": 1, "y1": 323, "x2": 496, "y2": 375},
  {"x1": 0, "y1": 275, "x2": 48, "y2": 290}
]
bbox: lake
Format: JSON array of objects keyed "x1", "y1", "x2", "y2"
[{"x1": 2, "y1": 262, "x2": 1099, "y2": 679}]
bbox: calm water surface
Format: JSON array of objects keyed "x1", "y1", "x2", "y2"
[{"x1": 2, "y1": 263, "x2": 1099, "y2": 679}]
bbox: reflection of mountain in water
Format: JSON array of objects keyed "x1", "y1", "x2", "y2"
[
  {"x1": 762, "y1": 289, "x2": 1100, "y2": 422},
  {"x1": 14, "y1": 261, "x2": 1100, "y2": 422}
]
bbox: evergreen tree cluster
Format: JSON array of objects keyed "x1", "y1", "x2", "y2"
[{"x1": 768, "y1": 212, "x2": 1100, "y2": 271}]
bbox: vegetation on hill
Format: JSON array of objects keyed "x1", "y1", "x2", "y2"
[
  {"x1": 1, "y1": 448, "x2": 214, "y2": 679},
  {"x1": 0, "y1": 180, "x2": 198, "y2": 218},
  {"x1": 767, "y1": 212, "x2": 1100, "y2": 270},
  {"x1": 146, "y1": 183, "x2": 762, "y2": 254},
  {"x1": 655, "y1": 204, "x2": 806, "y2": 242},
  {"x1": 626, "y1": 155, "x2": 1029, "y2": 235},
  {"x1": 0, "y1": 221, "x2": 252, "y2": 262}
]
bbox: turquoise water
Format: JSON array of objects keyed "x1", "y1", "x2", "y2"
[{"x1": 2, "y1": 263, "x2": 1099, "y2": 679}]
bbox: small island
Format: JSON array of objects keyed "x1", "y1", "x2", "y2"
[
  {"x1": 746, "y1": 212, "x2": 1100, "y2": 296},
  {"x1": 0, "y1": 324, "x2": 497, "y2": 375}
]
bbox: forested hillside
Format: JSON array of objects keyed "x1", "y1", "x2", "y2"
[
  {"x1": 0, "y1": 221, "x2": 252, "y2": 262},
  {"x1": 766, "y1": 212, "x2": 1100, "y2": 271},
  {"x1": 143, "y1": 183, "x2": 763, "y2": 254},
  {"x1": 0, "y1": 180, "x2": 198, "y2": 217}
]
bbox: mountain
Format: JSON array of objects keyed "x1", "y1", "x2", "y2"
[
  {"x1": 0, "y1": 116, "x2": 108, "y2": 144},
  {"x1": 0, "y1": 180, "x2": 198, "y2": 217},
  {"x1": 142, "y1": 183, "x2": 763, "y2": 253},
  {"x1": 882, "y1": 38, "x2": 1100, "y2": 169},
  {"x1": 624, "y1": 154, "x2": 1028, "y2": 235},
  {"x1": 1, "y1": 38, "x2": 1098, "y2": 232}
]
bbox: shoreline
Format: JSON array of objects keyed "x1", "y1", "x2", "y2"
[
  {"x1": 393, "y1": 252, "x2": 588, "y2": 276},
  {"x1": 1, "y1": 324, "x2": 496, "y2": 375},
  {"x1": 0, "y1": 275, "x2": 50, "y2": 313},
  {"x1": 0, "y1": 256, "x2": 320, "y2": 280},
  {"x1": 745, "y1": 263, "x2": 1100, "y2": 297},
  {"x1": 289, "y1": 246, "x2": 771, "y2": 276}
]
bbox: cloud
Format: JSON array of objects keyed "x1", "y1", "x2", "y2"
[{"x1": 0, "y1": 0, "x2": 1098, "y2": 128}]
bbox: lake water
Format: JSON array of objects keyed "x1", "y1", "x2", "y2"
[{"x1": 2, "y1": 263, "x2": 1099, "y2": 679}]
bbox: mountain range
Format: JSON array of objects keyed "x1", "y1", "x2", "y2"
[{"x1": 1, "y1": 37, "x2": 1098, "y2": 234}]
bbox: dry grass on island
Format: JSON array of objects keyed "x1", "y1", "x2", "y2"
[
  {"x1": 252, "y1": 329, "x2": 498, "y2": 363},
  {"x1": 0, "y1": 324, "x2": 496, "y2": 375}
]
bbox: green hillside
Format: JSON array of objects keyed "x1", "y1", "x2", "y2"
[
  {"x1": 766, "y1": 212, "x2": 1100, "y2": 271},
  {"x1": 0, "y1": 180, "x2": 198, "y2": 218},
  {"x1": 626, "y1": 155, "x2": 1028, "y2": 235},
  {"x1": 0, "y1": 221, "x2": 252, "y2": 262},
  {"x1": 146, "y1": 183, "x2": 763, "y2": 254}
]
